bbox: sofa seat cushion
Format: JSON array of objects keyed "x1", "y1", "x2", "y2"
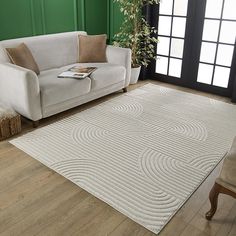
[
  {"x1": 39, "y1": 66, "x2": 91, "y2": 107},
  {"x1": 77, "y1": 63, "x2": 126, "y2": 91}
]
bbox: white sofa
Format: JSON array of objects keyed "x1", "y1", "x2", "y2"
[{"x1": 0, "y1": 31, "x2": 131, "y2": 126}]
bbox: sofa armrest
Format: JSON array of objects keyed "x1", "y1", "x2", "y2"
[
  {"x1": 106, "y1": 45, "x2": 132, "y2": 87},
  {"x1": 0, "y1": 63, "x2": 42, "y2": 121}
]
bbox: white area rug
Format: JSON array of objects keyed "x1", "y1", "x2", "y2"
[{"x1": 10, "y1": 84, "x2": 236, "y2": 234}]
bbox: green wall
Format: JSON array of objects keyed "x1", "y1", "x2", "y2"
[
  {"x1": 0, "y1": 0, "x2": 123, "y2": 42},
  {"x1": 108, "y1": 1, "x2": 123, "y2": 43}
]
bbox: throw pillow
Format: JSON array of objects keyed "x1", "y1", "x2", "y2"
[
  {"x1": 78, "y1": 34, "x2": 107, "y2": 63},
  {"x1": 0, "y1": 45, "x2": 10, "y2": 64},
  {"x1": 6, "y1": 43, "x2": 40, "y2": 75}
]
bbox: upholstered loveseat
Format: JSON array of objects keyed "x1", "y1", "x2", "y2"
[{"x1": 0, "y1": 31, "x2": 131, "y2": 126}]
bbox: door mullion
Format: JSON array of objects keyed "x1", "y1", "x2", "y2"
[
  {"x1": 167, "y1": 0, "x2": 175, "y2": 76},
  {"x1": 210, "y1": 0, "x2": 226, "y2": 85}
]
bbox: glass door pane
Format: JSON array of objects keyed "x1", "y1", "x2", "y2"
[
  {"x1": 156, "y1": 0, "x2": 189, "y2": 79},
  {"x1": 197, "y1": 0, "x2": 236, "y2": 89},
  {"x1": 205, "y1": 0, "x2": 223, "y2": 18},
  {"x1": 223, "y1": 0, "x2": 236, "y2": 20}
]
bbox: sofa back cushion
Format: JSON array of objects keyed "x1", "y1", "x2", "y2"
[{"x1": 0, "y1": 31, "x2": 87, "y2": 71}]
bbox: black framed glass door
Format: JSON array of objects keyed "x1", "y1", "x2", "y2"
[
  {"x1": 155, "y1": 0, "x2": 189, "y2": 78},
  {"x1": 153, "y1": 0, "x2": 236, "y2": 97}
]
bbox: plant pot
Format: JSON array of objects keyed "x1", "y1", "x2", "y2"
[{"x1": 130, "y1": 66, "x2": 141, "y2": 84}]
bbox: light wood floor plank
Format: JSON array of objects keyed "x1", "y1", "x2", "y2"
[
  {"x1": 17, "y1": 190, "x2": 87, "y2": 236},
  {"x1": 228, "y1": 206, "x2": 236, "y2": 236},
  {"x1": 215, "y1": 203, "x2": 236, "y2": 236},
  {"x1": 180, "y1": 224, "x2": 209, "y2": 236},
  {"x1": 0, "y1": 165, "x2": 56, "y2": 210},
  {"x1": 39, "y1": 195, "x2": 108, "y2": 236},
  {"x1": 0, "y1": 180, "x2": 71, "y2": 234},
  {"x1": 35, "y1": 190, "x2": 91, "y2": 236},
  {"x1": 71, "y1": 205, "x2": 126, "y2": 236},
  {"x1": 108, "y1": 217, "x2": 155, "y2": 236}
]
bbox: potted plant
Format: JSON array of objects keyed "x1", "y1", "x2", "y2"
[{"x1": 113, "y1": 0, "x2": 159, "y2": 84}]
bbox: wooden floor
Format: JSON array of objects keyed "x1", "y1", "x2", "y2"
[{"x1": 0, "y1": 80, "x2": 235, "y2": 236}]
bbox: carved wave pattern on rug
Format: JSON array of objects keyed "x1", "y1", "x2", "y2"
[
  {"x1": 71, "y1": 121, "x2": 110, "y2": 144},
  {"x1": 10, "y1": 84, "x2": 236, "y2": 234},
  {"x1": 50, "y1": 158, "x2": 181, "y2": 232},
  {"x1": 98, "y1": 99, "x2": 208, "y2": 141},
  {"x1": 111, "y1": 100, "x2": 144, "y2": 117},
  {"x1": 139, "y1": 148, "x2": 207, "y2": 200}
]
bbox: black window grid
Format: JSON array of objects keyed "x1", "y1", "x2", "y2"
[
  {"x1": 198, "y1": 0, "x2": 236, "y2": 87},
  {"x1": 156, "y1": 0, "x2": 188, "y2": 77}
]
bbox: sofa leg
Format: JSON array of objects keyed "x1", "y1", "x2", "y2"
[
  {"x1": 123, "y1": 87, "x2": 128, "y2": 93},
  {"x1": 32, "y1": 120, "x2": 39, "y2": 128}
]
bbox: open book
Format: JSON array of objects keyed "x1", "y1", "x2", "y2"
[{"x1": 58, "y1": 66, "x2": 97, "y2": 79}]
